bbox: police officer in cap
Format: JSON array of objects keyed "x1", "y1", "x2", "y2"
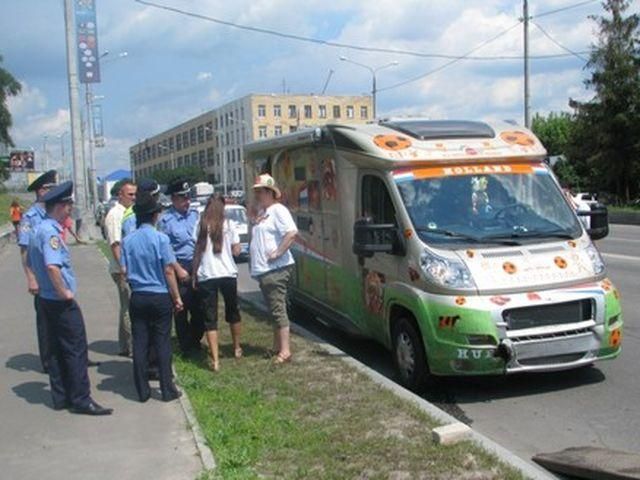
[
  {"x1": 122, "y1": 178, "x2": 161, "y2": 239},
  {"x1": 158, "y1": 179, "x2": 204, "y2": 355},
  {"x1": 28, "y1": 181, "x2": 112, "y2": 415},
  {"x1": 121, "y1": 192, "x2": 183, "y2": 402},
  {"x1": 18, "y1": 169, "x2": 57, "y2": 373}
]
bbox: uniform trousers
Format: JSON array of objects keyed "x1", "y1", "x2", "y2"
[
  {"x1": 34, "y1": 294, "x2": 50, "y2": 372},
  {"x1": 129, "y1": 291, "x2": 176, "y2": 401},
  {"x1": 38, "y1": 298, "x2": 91, "y2": 409},
  {"x1": 175, "y1": 276, "x2": 205, "y2": 353}
]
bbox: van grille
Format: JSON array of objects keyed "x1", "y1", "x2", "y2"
[{"x1": 503, "y1": 299, "x2": 593, "y2": 331}]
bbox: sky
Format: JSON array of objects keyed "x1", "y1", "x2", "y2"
[{"x1": 2, "y1": 0, "x2": 637, "y2": 177}]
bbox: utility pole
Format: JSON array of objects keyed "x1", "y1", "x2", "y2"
[
  {"x1": 523, "y1": 0, "x2": 531, "y2": 128},
  {"x1": 372, "y1": 73, "x2": 377, "y2": 120},
  {"x1": 63, "y1": 0, "x2": 87, "y2": 212},
  {"x1": 85, "y1": 83, "x2": 98, "y2": 212}
]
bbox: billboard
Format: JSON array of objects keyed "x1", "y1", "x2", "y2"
[
  {"x1": 75, "y1": 0, "x2": 101, "y2": 83},
  {"x1": 9, "y1": 150, "x2": 35, "y2": 171}
]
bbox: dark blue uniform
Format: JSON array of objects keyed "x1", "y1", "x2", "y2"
[
  {"x1": 19, "y1": 202, "x2": 50, "y2": 372},
  {"x1": 121, "y1": 223, "x2": 180, "y2": 402},
  {"x1": 158, "y1": 206, "x2": 204, "y2": 353}
]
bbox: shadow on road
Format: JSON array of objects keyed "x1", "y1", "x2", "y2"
[
  {"x1": 5, "y1": 353, "x2": 44, "y2": 373},
  {"x1": 12, "y1": 381, "x2": 55, "y2": 409},
  {"x1": 94, "y1": 359, "x2": 139, "y2": 401},
  {"x1": 88, "y1": 339, "x2": 120, "y2": 356}
]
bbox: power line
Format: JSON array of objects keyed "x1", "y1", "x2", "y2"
[
  {"x1": 532, "y1": 21, "x2": 589, "y2": 62},
  {"x1": 378, "y1": 21, "x2": 523, "y2": 92},
  {"x1": 532, "y1": 0, "x2": 598, "y2": 19},
  {"x1": 133, "y1": 0, "x2": 588, "y2": 61}
]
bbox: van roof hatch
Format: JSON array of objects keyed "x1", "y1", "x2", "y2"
[{"x1": 380, "y1": 120, "x2": 496, "y2": 141}]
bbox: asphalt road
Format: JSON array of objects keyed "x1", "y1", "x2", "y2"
[{"x1": 237, "y1": 223, "x2": 639, "y2": 469}]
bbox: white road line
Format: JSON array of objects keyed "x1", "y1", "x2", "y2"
[{"x1": 602, "y1": 252, "x2": 640, "y2": 262}]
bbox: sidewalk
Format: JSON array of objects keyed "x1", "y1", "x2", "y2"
[{"x1": 0, "y1": 244, "x2": 202, "y2": 480}]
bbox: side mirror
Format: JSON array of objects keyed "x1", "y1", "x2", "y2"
[
  {"x1": 578, "y1": 203, "x2": 609, "y2": 240},
  {"x1": 353, "y1": 218, "x2": 405, "y2": 258}
]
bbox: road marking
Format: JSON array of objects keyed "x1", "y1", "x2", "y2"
[{"x1": 602, "y1": 252, "x2": 640, "y2": 262}]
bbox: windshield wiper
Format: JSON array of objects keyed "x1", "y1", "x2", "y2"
[
  {"x1": 414, "y1": 227, "x2": 520, "y2": 246},
  {"x1": 482, "y1": 229, "x2": 576, "y2": 241}
]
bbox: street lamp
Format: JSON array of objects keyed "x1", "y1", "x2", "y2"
[{"x1": 339, "y1": 56, "x2": 399, "y2": 120}]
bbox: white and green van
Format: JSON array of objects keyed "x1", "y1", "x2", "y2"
[{"x1": 244, "y1": 120, "x2": 623, "y2": 390}]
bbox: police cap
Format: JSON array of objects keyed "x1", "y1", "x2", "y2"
[
  {"x1": 42, "y1": 181, "x2": 74, "y2": 206},
  {"x1": 165, "y1": 178, "x2": 191, "y2": 196},
  {"x1": 137, "y1": 178, "x2": 160, "y2": 195},
  {"x1": 27, "y1": 170, "x2": 57, "y2": 192}
]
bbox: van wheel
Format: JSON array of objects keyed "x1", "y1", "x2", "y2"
[{"x1": 392, "y1": 317, "x2": 430, "y2": 392}]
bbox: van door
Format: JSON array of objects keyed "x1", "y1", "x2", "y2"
[{"x1": 355, "y1": 172, "x2": 403, "y2": 339}]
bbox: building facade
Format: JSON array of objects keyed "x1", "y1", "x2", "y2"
[{"x1": 130, "y1": 94, "x2": 373, "y2": 192}]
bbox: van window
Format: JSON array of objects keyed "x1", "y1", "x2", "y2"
[{"x1": 362, "y1": 175, "x2": 396, "y2": 224}]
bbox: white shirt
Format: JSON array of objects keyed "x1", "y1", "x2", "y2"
[
  {"x1": 250, "y1": 203, "x2": 298, "y2": 278},
  {"x1": 194, "y1": 219, "x2": 240, "y2": 282},
  {"x1": 104, "y1": 202, "x2": 126, "y2": 273}
]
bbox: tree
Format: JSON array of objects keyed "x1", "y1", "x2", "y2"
[
  {"x1": 0, "y1": 54, "x2": 22, "y2": 182},
  {"x1": 568, "y1": 0, "x2": 640, "y2": 202},
  {"x1": 531, "y1": 112, "x2": 573, "y2": 156},
  {"x1": 149, "y1": 165, "x2": 207, "y2": 186}
]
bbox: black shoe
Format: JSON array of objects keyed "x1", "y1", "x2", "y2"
[
  {"x1": 162, "y1": 388, "x2": 182, "y2": 402},
  {"x1": 88, "y1": 359, "x2": 101, "y2": 367},
  {"x1": 69, "y1": 400, "x2": 113, "y2": 416}
]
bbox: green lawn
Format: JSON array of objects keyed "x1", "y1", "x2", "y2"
[{"x1": 177, "y1": 302, "x2": 525, "y2": 480}]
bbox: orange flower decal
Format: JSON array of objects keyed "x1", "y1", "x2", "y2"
[
  {"x1": 503, "y1": 262, "x2": 517, "y2": 274},
  {"x1": 554, "y1": 256, "x2": 568, "y2": 269},
  {"x1": 374, "y1": 134, "x2": 412, "y2": 151},
  {"x1": 500, "y1": 131, "x2": 535, "y2": 147},
  {"x1": 609, "y1": 329, "x2": 622, "y2": 348},
  {"x1": 601, "y1": 279, "x2": 613, "y2": 291},
  {"x1": 466, "y1": 250, "x2": 475, "y2": 259},
  {"x1": 455, "y1": 296, "x2": 466, "y2": 306}
]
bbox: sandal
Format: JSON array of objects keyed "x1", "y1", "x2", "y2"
[
  {"x1": 234, "y1": 348, "x2": 243, "y2": 359},
  {"x1": 272, "y1": 353, "x2": 292, "y2": 364}
]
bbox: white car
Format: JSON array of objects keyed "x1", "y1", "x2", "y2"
[
  {"x1": 572, "y1": 192, "x2": 597, "y2": 228},
  {"x1": 225, "y1": 204, "x2": 249, "y2": 259}
]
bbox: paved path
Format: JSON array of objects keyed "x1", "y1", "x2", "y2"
[{"x1": 0, "y1": 244, "x2": 202, "y2": 480}]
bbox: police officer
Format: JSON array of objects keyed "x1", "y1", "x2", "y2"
[
  {"x1": 18, "y1": 169, "x2": 57, "y2": 373},
  {"x1": 121, "y1": 178, "x2": 161, "y2": 239},
  {"x1": 121, "y1": 192, "x2": 183, "y2": 402},
  {"x1": 28, "y1": 181, "x2": 112, "y2": 415},
  {"x1": 158, "y1": 179, "x2": 204, "y2": 355}
]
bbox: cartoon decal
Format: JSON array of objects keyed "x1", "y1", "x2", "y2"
[
  {"x1": 490, "y1": 295, "x2": 511, "y2": 306},
  {"x1": 466, "y1": 250, "x2": 475, "y2": 259},
  {"x1": 322, "y1": 158, "x2": 338, "y2": 202},
  {"x1": 609, "y1": 329, "x2": 622, "y2": 348},
  {"x1": 554, "y1": 256, "x2": 568, "y2": 269},
  {"x1": 373, "y1": 134, "x2": 412, "y2": 151},
  {"x1": 439, "y1": 315, "x2": 460, "y2": 328},
  {"x1": 500, "y1": 131, "x2": 536, "y2": 147},
  {"x1": 568, "y1": 240, "x2": 577, "y2": 248},
  {"x1": 364, "y1": 269, "x2": 385, "y2": 315},
  {"x1": 503, "y1": 262, "x2": 517, "y2": 274},
  {"x1": 601, "y1": 279, "x2": 613, "y2": 291},
  {"x1": 527, "y1": 292, "x2": 542, "y2": 301},
  {"x1": 455, "y1": 296, "x2": 466, "y2": 306}
]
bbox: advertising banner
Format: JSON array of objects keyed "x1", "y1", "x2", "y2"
[
  {"x1": 75, "y1": 0, "x2": 101, "y2": 83},
  {"x1": 9, "y1": 150, "x2": 35, "y2": 171}
]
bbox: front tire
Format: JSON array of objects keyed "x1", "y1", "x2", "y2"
[{"x1": 392, "y1": 317, "x2": 430, "y2": 392}]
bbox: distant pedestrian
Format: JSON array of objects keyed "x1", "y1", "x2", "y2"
[
  {"x1": 192, "y1": 194, "x2": 242, "y2": 372},
  {"x1": 61, "y1": 215, "x2": 84, "y2": 244},
  {"x1": 121, "y1": 192, "x2": 183, "y2": 402},
  {"x1": 158, "y1": 179, "x2": 205, "y2": 356},
  {"x1": 10, "y1": 199, "x2": 23, "y2": 237},
  {"x1": 249, "y1": 174, "x2": 298, "y2": 364},
  {"x1": 18, "y1": 169, "x2": 57, "y2": 373},
  {"x1": 28, "y1": 181, "x2": 112, "y2": 415},
  {"x1": 104, "y1": 179, "x2": 137, "y2": 357}
]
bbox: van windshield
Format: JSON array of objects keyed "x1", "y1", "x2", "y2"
[
  {"x1": 395, "y1": 163, "x2": 582, "y2": 247},
  {"x1": 225, "y1": 207, "x2": 248, "y2": 225}
]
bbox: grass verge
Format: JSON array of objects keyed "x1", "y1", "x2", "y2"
[{"x1": 176, "y1": 302, "x2": 525, "y2": 480}]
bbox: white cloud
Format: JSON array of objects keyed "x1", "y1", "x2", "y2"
[
  {"x1": 196, "y1": 71, "x2": 213, "y2": 81},
  {"x1": 7, "y1": 82, "x2": 48, "y2": 119}
]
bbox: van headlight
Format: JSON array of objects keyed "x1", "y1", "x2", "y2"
[
  {"x1": 420, "y1": 249, "x2": 476, "y2": 289},
  {"x1": 585, "y1": 243, "x2": 605, "y2": 275}
]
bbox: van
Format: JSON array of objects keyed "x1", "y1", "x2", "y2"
[{"x1": 244, "y1": 120, "x2": 623, "y2": 390}]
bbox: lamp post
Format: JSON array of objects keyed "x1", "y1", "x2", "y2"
[{"x1": 339, "y1": 57, "x2": 399, "y2": 120}]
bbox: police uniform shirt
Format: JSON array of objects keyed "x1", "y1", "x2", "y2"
[
  {"x1": 28, "y1": 218, "x2": 77, "y2": 300},
  {"x1": 157, "y1": 207, "x2": 199, "y2": 265},
  {"x1": 18, "y1": 203, "x2": 47, "y2": 248},
  {"x1": 121, "y1": 224, "x2": 176, "y2": 293}
]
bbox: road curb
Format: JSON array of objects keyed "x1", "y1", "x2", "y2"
[
  {"x1": 172, "y1": 365, "x2": 217, "y2": 473},
  {"x1": 239, "y1": 295, "x2": 555, "y2": 480}
]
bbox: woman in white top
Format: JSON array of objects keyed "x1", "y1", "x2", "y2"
[
  {"x1": 249, "y1": 174, "x2": 298, "y2": 364},
  {"x1": 192, "y1": 195, "x2": 241, "y2": 372}
]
